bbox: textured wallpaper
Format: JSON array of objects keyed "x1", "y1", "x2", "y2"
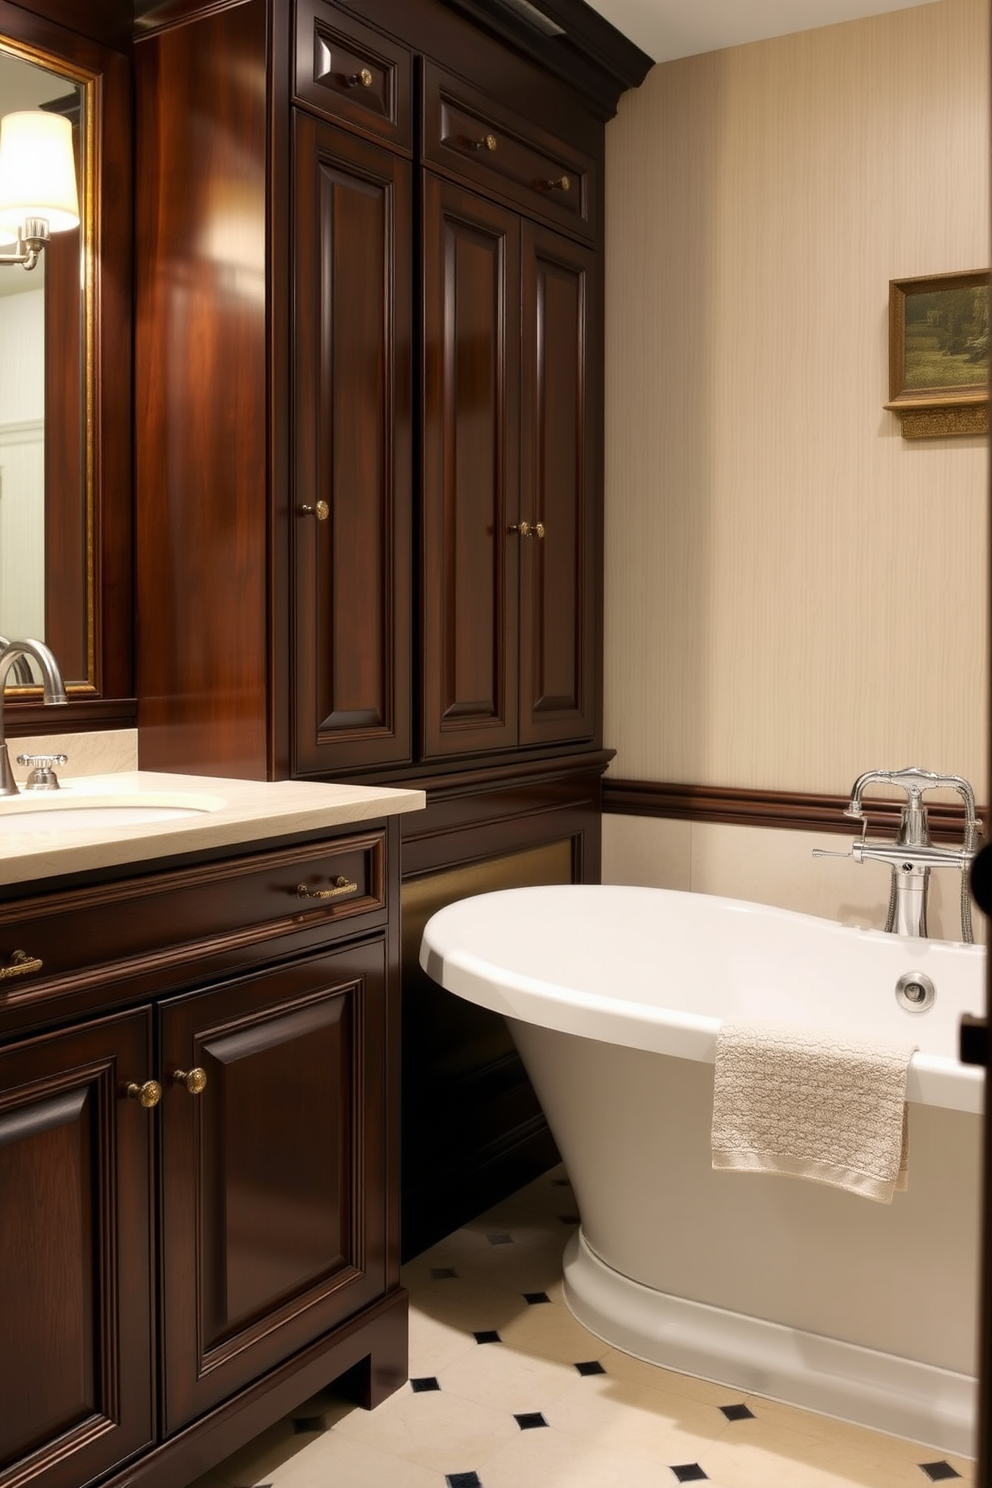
[{"x1": 603, "y1": 0, "x2": 990, "y2": 797}]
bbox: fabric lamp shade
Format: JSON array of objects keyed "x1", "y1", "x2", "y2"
[{"x1": 0, "y1": 111, "x2": 79, "y2": 235}]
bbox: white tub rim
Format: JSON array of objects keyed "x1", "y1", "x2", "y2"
[{"x1": 419, "y1": 883, "x2": 985, "y2": 1114}]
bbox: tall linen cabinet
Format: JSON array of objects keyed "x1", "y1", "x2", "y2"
[{"x1": 134, "y1": 0, "x2": 650, "y2": 1254}]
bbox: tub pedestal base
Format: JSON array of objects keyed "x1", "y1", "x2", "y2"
[{"x1": 562, "y1": 1229, "x2": 976, "y2": 1457}]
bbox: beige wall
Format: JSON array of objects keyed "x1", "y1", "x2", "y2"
[
  {"x1": 604, "y1": 0, "x2": 988, "y2": 795},
  {"x1": 602, "y1": 0, "x2": 990, "y2": 935}
]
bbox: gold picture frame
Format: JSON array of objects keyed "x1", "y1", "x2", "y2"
[{"x1": 885, "y1": 269, "x2": 989, "y2": 438}]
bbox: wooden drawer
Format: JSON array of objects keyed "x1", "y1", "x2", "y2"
[
  {"x1": 294, "y1": 0, "x2": 412, "y2": 153},
  {"x1": 421, "y1": 63, "x2": 596, "y2": 239},
  {"x1": 0, "y1": 830, "x2": 387, "y2": 1017}
]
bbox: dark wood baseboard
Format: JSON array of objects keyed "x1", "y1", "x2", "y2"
[{"x1": 602, "y1": 777, "x2": 986, "y2": 842}]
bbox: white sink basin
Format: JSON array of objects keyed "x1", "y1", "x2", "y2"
[{"x1": 0, "y1": 792, "x2": 226, "y2": 833}]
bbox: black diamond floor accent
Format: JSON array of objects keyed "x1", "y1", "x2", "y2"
[
  {"x1": 558, "y1": 1214, "x2": 580, "y2": 1224},
  {"x1": 487, "y1": 1232, "x2": 513, "y2": 1245},
  {"x1": 574, "y1": 1359, "x2": 606, "y2": 1375},
  {"x1": 431, "y1": 1266, "x2": 458, "y2": 1279},
  {"x1": 920, "y1": 1465, "x2": 962, "y2": 1482},
  {"x1": 473, "y1": 1329, "x2": 502, "y2": 1344},
  {"x1": 514, "y1": 1412, "x2": 549, "y2": 1430},
  {"x1": 446, "y1": 1474, "x2": 483, "y2": 1488},
  {"x1": 671, "y1": 1466, "x2": 708, "y2": 1483},
  {"x1": 410, "y1": 1376, "x2": 441, "y2": 1392},
  {"x1": 523, "y1": 1290, "x2": 551, "y2": 1304},
  {"x1": 719, "y1": 1402, "x2": 755, "y2": 1421}
]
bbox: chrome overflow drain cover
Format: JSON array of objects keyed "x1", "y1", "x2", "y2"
[{"x1": 895, "y1": 971, "x2": 935, "y2": 1013}]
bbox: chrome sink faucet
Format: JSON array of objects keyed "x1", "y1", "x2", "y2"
[
  {"x1": 0, "y1": 637, "x2": 67, "y2": 797},
  {"x1": 813, "y1": 767, "x2": 983, "y2": 941}
]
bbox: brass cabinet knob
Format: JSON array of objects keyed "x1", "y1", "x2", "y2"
[
  {"x1": 471, "y1": 133, "x2": 497, "y2": 152},
  {"x1": 347, "y1": 67, "x2": 374, "y2": 88},
  {"x1": 510, "y1": 521, "x2": 546, "y2": 539},
  {"x1": 126, "y1": 1080, "x2": 162, "y2": 1108},
  {"x1": 173, "y1": 1067, "x2": 208, "y2": 1095},
  {"x1": 546, "y1": 174, "x2": 571, "y2": 192},
  {"x1": 297, "y1": 875, "x2": 359, "y2": 901},
  {"x1": 300, "y1": 500, "x2": 329, "y2": 521},
  {"x1": 0, "y1": 948, "x2": 42, "y2": 980}
]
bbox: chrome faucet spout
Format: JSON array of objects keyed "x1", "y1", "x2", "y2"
[
  {"x1": 815, "y1": 766, "x2": 983, "y2": 942},
  {"x1": 0, "y1": 637, "x2": 67, "y2": 797}
]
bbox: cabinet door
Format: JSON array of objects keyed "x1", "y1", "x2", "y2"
[
  {"x1": 0, "y1": 1011, "x2": 154, "y2": 1488},
  {"x1": 293, "y1": 113, "x2": 412, "y2": 774},
  {"x1": 422, "y1": 175, "x2": 521, "y2": 758},
  {"x1": 159, "y1": 940, "x2": 391, "y2": 1431},
  {"x1": 519, "y1": 221, "x2": 599, "y2": 746}
]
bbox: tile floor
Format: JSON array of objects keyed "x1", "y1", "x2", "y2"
[{"x1": 191, "y1": 1167, "x2": 976, "y2": 1488}]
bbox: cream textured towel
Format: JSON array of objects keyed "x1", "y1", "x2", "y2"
[{"x1": 711, "y1": 1021, "x2": 915, "y2": 1203}]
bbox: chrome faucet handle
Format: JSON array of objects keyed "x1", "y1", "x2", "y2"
[{"x1": 16, "y1": 753, "x2": 68, "y2": 790}]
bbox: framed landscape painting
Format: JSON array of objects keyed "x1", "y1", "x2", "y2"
[{"x1": 886, "y1": 269, "x2": 989, "y2": 438}]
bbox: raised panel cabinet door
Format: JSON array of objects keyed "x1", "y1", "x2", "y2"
[
  {"x1": 159, "y1": 940, "x2": 392, "y2": 1431},
  {"x1": 293, "y1": 113, "x2": 413, "y2": 774},
  {"x1": 422, "y1": 175, "x2": 521, "y2": 759},
  {"x1": 518, "y1": 221, "x2": 600, "y2": 746},
  {"x1": 0, "y1": 1010, "x2": 154, "y2": 1488}
]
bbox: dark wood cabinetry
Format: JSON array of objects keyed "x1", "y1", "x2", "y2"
[
  {"x1": 133, "y1": 0, "x2": 644, "y2": 785},
  {"x1": 0, "y1": 819, "x2": 406, "y2": 1488},
  {"x1": 292, "y1": 112, "x2": 413, "y2": 775},
  {"x1": 131, "y1": 0, "x2": 648, "y2": 1277},
  {"x1": 421, "y1": 176, "x2": 599, "y2": 759},
  {"x1": 0, "y1": 1011, "x2": 154, "y2": 1488}
]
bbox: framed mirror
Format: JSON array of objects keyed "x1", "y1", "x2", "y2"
[{"x1": 0, "y1": 1, "x2": 132, "y2": 720}]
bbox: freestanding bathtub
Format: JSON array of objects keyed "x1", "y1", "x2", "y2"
[{"x1": 420, "y1": 883, "x2": 986, "y2": 1456}]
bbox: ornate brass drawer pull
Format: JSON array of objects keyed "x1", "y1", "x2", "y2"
[
  {"x1": 173, "y1": 1067, "x2": 208, "y2": 1095},
  {"x1": 347, "y1": 67, "x2": 374, "y2": 88},
  {"x1": 297, "y1": 875, "x2": 359, "y2": 901},
  {"x1": 126, "y1": 1080, "x2": 162, "y2": 1108},
  {"x1": 545, "y1": 174, "x2": 571, "y2": 192},
  {"x1": 300, "y1": 500, "x2": 329, "y2": 521},
  {"x1": 510, "y1": 520, "x2": 545, "y2": 539},
  {"x1": 471, "y1": 133, "x2": 497, "y2": 152},
  {"x1": 0, "y1": 948, "x2": 42, "y2": 980}
]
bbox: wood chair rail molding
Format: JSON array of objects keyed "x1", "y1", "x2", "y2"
[{"x1": 602, "y1": 777, "x2": 988, "y2": 843}]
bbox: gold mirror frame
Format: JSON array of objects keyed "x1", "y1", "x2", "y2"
[{"x1": 0, "y1": 1, "x2": 132, "y2": 720}]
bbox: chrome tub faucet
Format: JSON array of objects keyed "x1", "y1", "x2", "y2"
[
  {"x1": 814, "y1": 767, "x2": 983, "y2": 941},
  {"x1": 0, "y1": 637, "x2": 67, "y2": 796}
]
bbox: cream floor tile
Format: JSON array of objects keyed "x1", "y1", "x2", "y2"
[
  {"x1": 411, "y1": 1272, "x2": 531, "y2": 1326},
  {"x1": 331, "y1": 1379, "x2": 520, "y2": 1472},
  {"x1": 204, "y1": 1417, "x2": 315, "y2": 1487},
  {"x1": 740, "y1": 1393, "x2": 975, "y2": 1473},
  {"x1": 451, "y1": 1239, "x2": 572, "y2": 1295},
  {"x1": 477, "y1": 1421, "x2": 694, "y2": 1488},
  {"x1": 700, "y1": 1425, "x2": 966, "y2": 1488},
  {"x1": 598, "y1": 1347, "x2": 755, "y2": 1407},
  {"x1": 406, "y1": 1282, "x2": 531, "y2": 1377},
  {"x1": 543, "y1": 1371, "x2": 728, "y2": 1465},
  {"x1": 497, "y1": 1296, "x2": 615, "y2": 1365},
  {"x1": 434, "y1": 1334, "x2": 580, "y2": 1412},
  {"x1": 260, "y1": 1429, "x2": 440, "y2": 1488}
]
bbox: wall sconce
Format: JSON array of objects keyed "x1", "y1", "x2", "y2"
[{"x1": 0, "y1": 110, "x2": 79, "y2": 270}]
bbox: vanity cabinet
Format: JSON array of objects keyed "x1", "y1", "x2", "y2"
[
  {"x1": 0, "y1": 1010, "x2": 155, "y2": 1488},
  {"x1": 0, "y1": 817, "x2": 406, "y2": 1488}
]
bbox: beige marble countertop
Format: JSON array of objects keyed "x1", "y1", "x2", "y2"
[{"x1": 0, "y1": 770, "x2": 425, "y2": 887}]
